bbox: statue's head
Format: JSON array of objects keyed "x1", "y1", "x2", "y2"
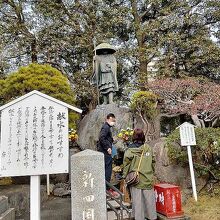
[{"x1": 95, "y1": 43, "x2": 116, "y2": 55}]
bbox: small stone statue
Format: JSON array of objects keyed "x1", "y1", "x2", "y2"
[{"x1": 91, "y1": 43, "x2": 119, "y2": 104}]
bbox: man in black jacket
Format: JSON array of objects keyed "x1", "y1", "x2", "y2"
[{"x1": 97, "y1": 113, "x2": 119, "y2": 197}]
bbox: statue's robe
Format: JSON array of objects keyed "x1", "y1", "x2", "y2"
[{"x1": 92, "y1": 54, "x2": 119, "y2": 95}]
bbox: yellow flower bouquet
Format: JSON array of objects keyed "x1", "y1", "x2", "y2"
[
  {"x1": 69, "y1": 129, "x2": 78, "y2": 142},
  {"x1": 117, "y1": 127, "x2": 134, "y2": 142}
]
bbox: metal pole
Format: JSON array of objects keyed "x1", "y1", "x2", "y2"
[
  {"x1": 30, "y1": 175, "x2": 41, "y2": 220},
  {"x1": 187, "y1": 145, "x2": 198, "y2": 201},
  {"x1": 47, "y1": 174, "x2": 50, "y2": 196},
  {"x1": 93, "y1": 41, "x2": 100, "y2": 106}
]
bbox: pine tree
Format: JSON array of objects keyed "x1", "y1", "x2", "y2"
[{"x1": 0, "y1": 63, "x2": 79, "y2": 127}]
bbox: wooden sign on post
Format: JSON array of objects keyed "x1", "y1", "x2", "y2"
[
  {"x1": 178, "y1": 122, "x2": 197, "y2": 201},
  {"x1": 0, "y1": 90, "x2": 82, "y2": 220},
  {"x1": 179, "y1": 122, "x2": 196, "y2": 146}
]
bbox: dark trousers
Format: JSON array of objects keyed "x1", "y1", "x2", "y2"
[{"x1": 104, "y1": 154, "x2": 112, "y2": 189}]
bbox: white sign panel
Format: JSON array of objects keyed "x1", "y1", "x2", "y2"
[
  {"x1": 179, "y1": 122, "x2": 196, "y2": 146},
  {"x1": 0, "y1": 94, "x2": 69, "y2": 177}
]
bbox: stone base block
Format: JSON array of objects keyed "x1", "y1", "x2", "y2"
[
  {"x1": 157, "y1": 213, "x2": 191, "y2": 220},
  {"x1": 0, "y1": 197, "x2": 8, "y2": 215},
  {"x1": 0, "y1": 208, "x2": 15, "y2": 220},
  {"x1": 0, "y1": 185, "x2": 47, "y2": 218}
]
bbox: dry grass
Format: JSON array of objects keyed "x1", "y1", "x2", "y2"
[{"x1": 183, "y1": 194, "x2": 220, "y2": 220}]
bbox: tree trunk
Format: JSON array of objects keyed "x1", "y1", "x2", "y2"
[
  {"x1": 139, "y1": 60, "x2": 148, "y2": 89},
  {"x1": 191, "y1": 114, "x2": 206, "y2": 128},
  {"x1": 135, "y1": 113, "x2": 160, "y2": 142},
  {"x1": 31, "y1": 39, "x2": 38, "y2": 62},
  {"x1": 131, "y1": 0, "x2": 148, "y2": 89}
]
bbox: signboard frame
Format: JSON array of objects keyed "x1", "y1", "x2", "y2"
[
  {"x1": 0, "y1": 90, "x2": 82, "y2": 220},
  {"x1": 178, "y1": 122, "x2": 198, "y2": 201}
]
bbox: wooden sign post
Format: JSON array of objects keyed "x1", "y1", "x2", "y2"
[
  {"x1": 178, "y1": 122, "x2": 197, "y2": 201},
  {"x1": 0, "y1": 90, "x2": 82, "y2": 219}
]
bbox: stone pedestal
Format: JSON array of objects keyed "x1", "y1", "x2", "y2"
[
  {"x1": 0, "y1": 196, "x2": 15, "y2": 220},
  {"x1": 0, "y1": 208, "x2": 15, "y2": 220},
  {"x1": 77, "y1": 103, "x2": 161, "y2": 150},
  {"x1": 0, "y1": 197, "x2": 8, "y2": 215},
  {"x1": 77, "y1": 104, "x2": 133, "y2": 150},
  {"x1": 71, "y1": 149, "x2": 107, "y2": 220}
]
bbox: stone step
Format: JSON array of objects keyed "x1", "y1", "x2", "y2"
[
  {"x1": 0, "y1": 208, "x2": 15, "y2": 220},
  {"x1": 107, "y1": 199, "x2": 132, "y2": 220},
  {"x1": 107, "y1": 199, "x2": 131, "y2": 210},
  {"x1": 157, "y1": 213, "x2": 191, "y2": 220},
  {"x1": 107, "y1": 210, "x2": 131, "y2": 220},
  {"x1": 0, "y1": 197, "x2": 8, "y2": 215}
]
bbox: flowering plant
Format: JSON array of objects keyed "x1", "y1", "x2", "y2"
[
  {"x1": 69, "y1": 129, "x2": 78, "y2": 142},
  {"x1": 117, "y1": 128, "x2": 134, "y2": 142}
]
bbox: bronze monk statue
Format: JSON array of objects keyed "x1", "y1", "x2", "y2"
[{"x1": 91, "y1": 43, "x2": 119, "y2": 104}]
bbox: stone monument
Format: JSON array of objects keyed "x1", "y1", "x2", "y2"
[
  {"x1": 91, "y1": 43, "x2": 119, "y2": 104},
  {"x1": 71, "y1": 149, "x2": 107, "y2": 220}
]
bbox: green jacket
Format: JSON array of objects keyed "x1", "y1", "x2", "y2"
[{"x1": 123, "y1": 144, "x2": 154, "y2": 190}]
